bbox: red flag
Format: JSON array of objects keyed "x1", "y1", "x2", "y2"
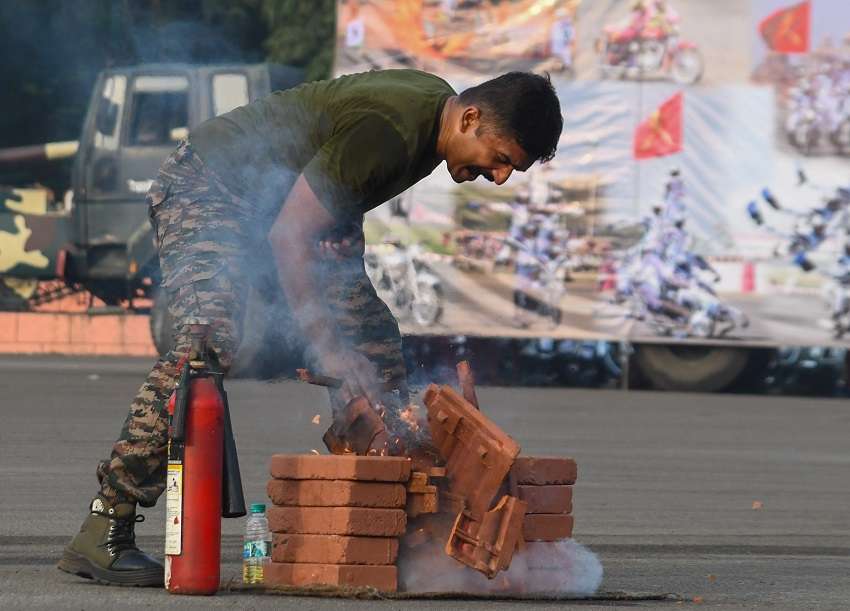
[
  {"x1": 633, "y1": 92, "x2": 683, "y2": 160},
  {"x1": 758, "y1": 1, "x2": 810, "y2": 54}
]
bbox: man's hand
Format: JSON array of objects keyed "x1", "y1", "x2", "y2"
[{"x1": 316, "y1": 347, "x2": 381, "y2": 406}]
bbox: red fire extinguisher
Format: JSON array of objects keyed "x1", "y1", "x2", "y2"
[{"x1": 165, "y1": 324, "x2": 246, "y2": 595}]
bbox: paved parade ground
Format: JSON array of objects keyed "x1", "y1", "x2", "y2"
[{"x1": 1, "y1": 355, "x2": 848, "y2": 610}]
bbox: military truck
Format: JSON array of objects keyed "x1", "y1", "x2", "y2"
[{"x1": 0, "y1": 62, "x2": 302, "y2": 353}]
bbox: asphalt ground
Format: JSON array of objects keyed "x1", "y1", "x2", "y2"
[{"x1": 1, "y1": 355, "x2": 848, "y2": 610}]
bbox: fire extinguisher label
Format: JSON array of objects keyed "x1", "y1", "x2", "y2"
[{"x1": 165, "y1": 461, "x2": 183, "y2": 556}]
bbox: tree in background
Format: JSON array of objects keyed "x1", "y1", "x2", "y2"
[{"x1": 262, "y1": 0, "x2": 336, "y2": 83}]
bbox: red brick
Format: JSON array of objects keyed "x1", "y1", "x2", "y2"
[
  {"x1": 267, "y1": 479, "x2": 406, "y2": 508},
  {"x1": 438, "y1": 490, "x2": 466, "y2": 515},
  {"x1": 405, "y1": 489, "x2": 438, "y2": 518},
  {"x1": 511, "y1": 457, "x2": 577, "y2": 485},
  {"x1": 269, "y1": 454, "x2": 411, "y2": 483},
  {"x1": 322, "y1": 396, "x2": 390, "y2": 456},
  {"x1": 456, "y1": 360, "x2": 479, "y2": 408},
  {"x1": 265, "y1": 562, "x2": 397, "y2": 592},
  {"x1": 446, "y1": 495, "x2": 527, "y2": 578},
  {"x1": 406, "y1": 471, "x2": 430, "y2": 493},
  {"x1": 423, "y1": 384, "x2": 520, "y2": 520},
  {"x1": 517, "y1": 485, "x2": 573, "y2": 514},
  {"x1": 428, "y1": 466, "x2": 447, "y2": 478},
  {"x1": 271, "y1": 533, "x2": 398, "y2": 565},
  {"x1": 268, "y1": 506, "x2": 406, "y2": 536},
  {"x1": 522, "y1": 514, "x2": 574, "y2": 541}
]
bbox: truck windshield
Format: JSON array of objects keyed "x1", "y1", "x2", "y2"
[
  {"x1": 127, "y1": 76, "x2": 189, "y2": 147},
  {"x1": 212, "y1": 73, "x2": 249, "y2": 116}
]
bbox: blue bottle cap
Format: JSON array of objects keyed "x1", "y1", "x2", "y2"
[{"x1": 250, "y1": 503, "x2": 266, "y2": 513}]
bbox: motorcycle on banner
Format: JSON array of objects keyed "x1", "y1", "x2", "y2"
[
  {"x1": 598, "y1": 172, "x2": 747, "y2": 339},
  {"x1": 783, "y1": 58, "x2": 850, "y2": 156},
  {"x1": 745, "y1": 169, "x2": 850, "y2": 271},
  {"x1": 365, "y1": 241, "x2": 443, "y2": 327},
  {"x1": 503, "y1": 234, "x2": 575, "y2": 329},
  {"x1": 821, "y1": 254, "x2": 850, "y2": 339},
  {"x1": 596, "y1": 1, "x2": 703, "y2": 85},
  {"x1": 606, "y1": 249, "x2": 748, "y2": 339}
]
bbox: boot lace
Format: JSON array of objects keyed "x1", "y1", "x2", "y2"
[{"x1": 104, "y1": 514, "x2": 145, "y2": 555}]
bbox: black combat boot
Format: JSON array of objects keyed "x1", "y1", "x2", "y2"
[{"x1": 58, "y1": 495, "x2": 164, "y2": 586}]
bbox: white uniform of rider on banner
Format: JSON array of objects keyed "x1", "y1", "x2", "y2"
[{"x1": 663, "y1": 168, "x2": 686, "y2": 225}]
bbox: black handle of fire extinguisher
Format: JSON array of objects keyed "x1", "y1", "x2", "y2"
[
  {"x1": 218, "y1": 378, "x2": 246, "y2": 518},
  {"x1": 171, "y1": 361, "x2": 191, "y2": 443}
]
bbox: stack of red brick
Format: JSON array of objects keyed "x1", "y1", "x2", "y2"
[
  {"x1": 264, "y1": 454, "x2": 411, "y2": 592},
  {"x1": 512, "y1": 456, "x2": 576, "y2": 545}
]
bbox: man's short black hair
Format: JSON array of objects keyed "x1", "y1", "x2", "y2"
[{"x1": 459, "y1": 72, "x2": 563, "y2": 163}]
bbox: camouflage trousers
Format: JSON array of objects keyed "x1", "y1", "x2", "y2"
[{"x1": 96, "y1": 141, "x2": 407, "y2": 506}]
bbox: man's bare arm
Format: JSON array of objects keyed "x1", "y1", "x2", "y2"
[{"x1": 268, "y1": 173, "x2": 379, "y2": 403}]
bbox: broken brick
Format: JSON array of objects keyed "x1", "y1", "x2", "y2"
[
  {"x1": 428, "y1": 466, "x2": 447, "y2": 478},
  {"x1": 423, "y1": 384, "x2": 520, "y2": 521},
  {"x1": 511, "y1": 457, "x2": 577, "y2": 486},
  {"x1": 406, "y1": 471, "x2": 430, "y2": 493},
  {"x1": 267, "y1": 479, "x2": 406, "y2": 508},
  {"x1": 265, "y1": 562, "x2": 397, "y2": 592},
  {"x1": 517, "y1": 485, "x2": 573, "y2": 514},
  {"x1": 322, "y1": 396, "x2": 391, "y2": 456},
  {"x1": 406, "y1": 488, "x2": 438, "y2": 518},
  {"x1": 446, "y1": 495, "x2": 527, "y2": 578},
  {"x1": 522, "y1": 514, "x2": 574, "y2": 541},
  {"x1": 268, "y1": 506, "x2": 407, "y2": 537},
  {"x1": 271, "y1": 533, "x2": 398, "y2": 565},
  {"x1": 269, "y1": 454, "x2": 411, "y2": 483},
  {"x1": 456, "y1": 360, "x2": 479, "y2": 409},
  {"x1": 438, "y1": 490, "x2": 466, "y2": 515}
]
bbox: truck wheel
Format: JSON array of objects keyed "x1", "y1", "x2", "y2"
[
  {"x1": 634, "y1": 344, "x2": 750, "y2": 392},
  {"x1": 149, "y1": 289, "x2": 174, "y2": 357}
]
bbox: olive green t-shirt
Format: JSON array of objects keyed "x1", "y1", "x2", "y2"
[{"x1": 189, "y1": 69, "x2": 455, "y2": 222}]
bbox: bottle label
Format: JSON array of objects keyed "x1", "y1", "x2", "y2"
[
  {"x1": 164, "y1": 461, "x2": 183, "y2": 556},
  {"x1": 243, "y1": 540, "x2": 269, "y2": 559}
]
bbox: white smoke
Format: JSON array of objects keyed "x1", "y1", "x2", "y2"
[{"x1": 399, "y1": 538, "x2": 603, "y2": 596}]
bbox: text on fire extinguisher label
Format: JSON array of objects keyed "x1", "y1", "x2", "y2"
[{"x1": 165, "y1": 461, "x2": 183, "y2": 555}]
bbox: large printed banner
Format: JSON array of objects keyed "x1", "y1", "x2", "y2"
[{"x1": 335, "y1": 0, "x2": 850, "y2": 346}]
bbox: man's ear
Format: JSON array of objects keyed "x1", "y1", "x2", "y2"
[{"x1": 460, "y1": 106, "x2": 480, "y2": 134}]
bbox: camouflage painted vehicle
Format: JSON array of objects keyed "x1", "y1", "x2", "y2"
[{"x1": 0, "y1": 63, "x2": 302, "y2": 320}]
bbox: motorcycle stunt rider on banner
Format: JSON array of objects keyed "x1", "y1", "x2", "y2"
[
  {"x1": 828, "y1": 241, "x2": 850, "y2": 338},
  {"x1": 58, "y1": 69, "x2": 563, "y2": 586}
]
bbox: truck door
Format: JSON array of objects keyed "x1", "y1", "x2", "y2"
[
  {"x1": 75, "y1": 73, "x2": 127, "y2": 246},
  {"x1": 83, "y1": 72, "x2": 191, "y2": 248}
]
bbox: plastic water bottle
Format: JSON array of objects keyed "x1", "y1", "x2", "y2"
[{"x1": 242, "y1": 503, "x2": 271, "y2": 584}]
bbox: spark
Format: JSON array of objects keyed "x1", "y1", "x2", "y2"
[
  {"x1": 399, "y1": 403, "x2": 423, "y2": 433},
  {"x1": 311, "y1": 414, "x2": 321, "y2": 425}
]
